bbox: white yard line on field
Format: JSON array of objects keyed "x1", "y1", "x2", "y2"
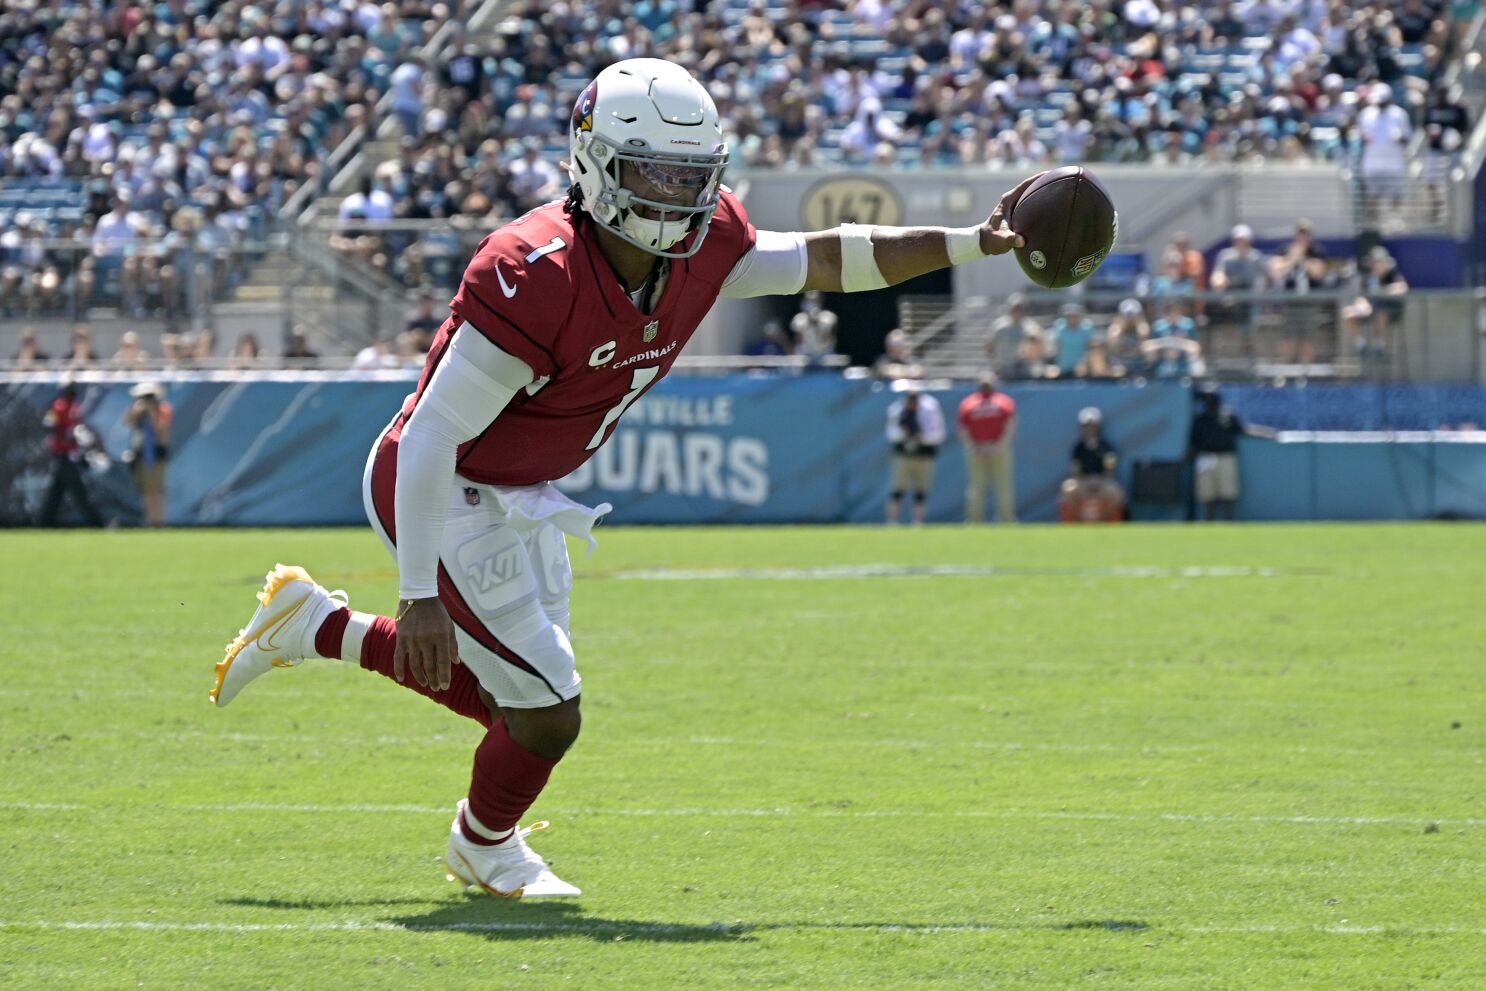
[
  {"x1": 0, "y1": 800, "x2": 1480, "y2": 828},
  {"x1": 4, "y1": 730, "x2": 1168, "y2": 752},
  {"x1": 12, "y1": 730, "x2": 1461, "y2": 764},
  {"x1": 0, "y1": 918, "x2": 1480, "y2": 937},
  {"x1": 0, "y1": 688, "x2": 313, "y2": 700},
  {"x1": 601, "y1": 564, "x2": 1297, "y2": 581}
]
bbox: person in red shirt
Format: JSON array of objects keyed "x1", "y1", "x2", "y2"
[
  {"x1": 210, "y1": 58, "x2": 1036, "y2": 898},
  {"x1": 957, "y1": 373, "x2": 1017, "y2": 523},
  {"x1": 38, "y1": 383, "x2": 102, "y2": 527}
]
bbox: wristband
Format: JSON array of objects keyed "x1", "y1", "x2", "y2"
[{"x1": 946, "y1": 226, "x2": 987, "y2": 265}]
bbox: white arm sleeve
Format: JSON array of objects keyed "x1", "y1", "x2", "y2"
[
  {"x1": 395, "y1": 324, "x2": 535, "y2": 599},
  {"x1": 720, "y1": 229, "x2": 809, "y2": 298}
]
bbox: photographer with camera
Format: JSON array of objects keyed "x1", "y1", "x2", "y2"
[
  {"x1": 124, "y1": 382, "x2": 173, "y2": 527},
  {"x1": 884, "y1": 383, "x2": 946, "y2": 526}
]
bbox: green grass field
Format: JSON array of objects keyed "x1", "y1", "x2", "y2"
[{"x1": 1, "y1": 524, "x2": 1483, "y2": 989}]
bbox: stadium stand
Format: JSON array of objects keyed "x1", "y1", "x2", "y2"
[
  {"x1": 0, "y1": 0, "x2": 1477, "y2": 378},
  {"x1": 0, "y1": 0, "x2": 454, "y2": 324},
  {"x1": 385, "y1": 0, "x2": 1457, "y2": 176},
  {"x1": 316, "y1": 0, "x2": 1465, "y2": 283}
]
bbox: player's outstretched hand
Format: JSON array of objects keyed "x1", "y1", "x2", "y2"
[
  {"x1": 394, "y1": 596, "x2": 459, "y2": 691},
  {"x1": 979, "y1": 172, "x2": 1043, "y2": 256}
]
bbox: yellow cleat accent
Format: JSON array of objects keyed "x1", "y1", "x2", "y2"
[{"x1": 209, "y1": 564, "x2": 323, "y2": 706}]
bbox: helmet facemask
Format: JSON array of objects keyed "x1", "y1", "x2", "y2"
[{"x1": 574, "y1": 131, "x2": 727, "y2": 259}]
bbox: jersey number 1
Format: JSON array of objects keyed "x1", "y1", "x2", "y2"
[{"x1": 585, "y1": 365, "x2": 659, "y2": 450}]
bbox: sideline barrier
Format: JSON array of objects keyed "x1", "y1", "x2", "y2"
[
  {"x1": 2, "y1": 374, "x2": 1483, "y2": 526},
  {"x1": 1239, "y1": 432, "x2": 1486, "y2": 520},
  {"x1": 0, "y1": 374, "x2": 1187, "y2": 526}
]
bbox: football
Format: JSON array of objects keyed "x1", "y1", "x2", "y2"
[{"x1": 1009, "y1": 166, "x2": 1119, "y2": 289}]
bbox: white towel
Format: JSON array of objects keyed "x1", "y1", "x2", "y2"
[{"x1": 484, "y1": 482, "x2": 613, "y2": 554}]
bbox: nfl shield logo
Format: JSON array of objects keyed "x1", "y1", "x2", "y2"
[
  {"x1": 464, "y1": 487, "x2": 480, "y2": 506},
  {"x1": 643, "y1": 320, "x2": 659, "y2": 343}
]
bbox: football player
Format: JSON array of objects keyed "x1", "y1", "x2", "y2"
[{"x1": 211, "y1": 58, "x2": 1034, "y2": 898}]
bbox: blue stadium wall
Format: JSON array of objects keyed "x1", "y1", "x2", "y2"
[{"x1": 2, "y1": 375, "x2": 1485, "y2": 527}]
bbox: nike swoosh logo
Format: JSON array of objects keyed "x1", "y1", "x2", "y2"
[
  {"x1": 495, "y1": 265, "x2": 517, "y2": 298},
  {"x1": 253, "y1": 597, "x2": 308, "y2": 653}
]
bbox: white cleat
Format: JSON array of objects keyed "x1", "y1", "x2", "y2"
[
  {"x1": 210, "y1": 564, "x2": 347, "y2": 707},
  {"x1": 445, "y1": 799, "x2": 582, "y2": 899}
]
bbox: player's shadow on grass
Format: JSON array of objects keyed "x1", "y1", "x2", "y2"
[
  {"x1": 389, "y1": 898, "x2": 753, "y2": 944},
  {"x1": 389, "y1": 901, "x2": 1151, "y2": 943},
  {"x1": 224, "y1": 895, "x2": 1147, "y2": 943}
]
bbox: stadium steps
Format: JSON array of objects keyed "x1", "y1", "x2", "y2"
[
  {"x1": 235, "y1": 254, "x2": 303, "y2": 303},
  {"x1": 226, "y1": 243, "x2": 386, "y2": 355},
  {"x1": 1236, "y1": 169, "x2": 1355, "y2": 237},
  {"x1": 897, "y1": 294, "x2": 976, "y2": 376}
]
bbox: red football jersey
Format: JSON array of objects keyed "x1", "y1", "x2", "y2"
[
  {"x1": 46, "y1": 398, "x2": 82, "y2": 456},
  {"x1": 957, "y1": 391, "x2": 1017, "y2": 444},
  {"x1": 388, "y1": 189, "x2": 756, "y2": 486}
]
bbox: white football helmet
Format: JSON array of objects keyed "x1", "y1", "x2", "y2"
[{"x1": 568, "y1": 58, "x2": 729, "y2": 259}]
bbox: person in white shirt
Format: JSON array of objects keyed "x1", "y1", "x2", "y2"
[
  {"x1": 390, "y1": 56, "x2": 426, "y2": 139},
  {"x1": 839, "y1": 98, "x2": 901, "y2": 163},
  {"x1": 1357, "y1": 82, "x2": 1412, "y2": 225},
  {"x1": 853, "y1": 0, "x2": 893, "y2": 32},
  {"x1": 11, "y1": 133, "x2": 61, "y2": 177},
  {"x1": 949, "y1": 11, "x2": 993, "y2": 66},
  {"x1": 339, "y1": 176, "x2": 395, "y2": 223},
  {"x1": 353, "y1": 338, "x2": 403, "y2": 370},
  {"x1": 507, "y1": 140, "x2": 563, "y2": 210},
  {"x1": 71, "y1": 107, "x2": 116, "y2": 166},
  {"x1": 1053, "y1": 104, "x2": 1093, "y2": 164},
  {"x1": 830, "y1": 67, "x2": 879, "y2": 119},
  {"x1": 885, "y1": 384, "x2": 947, "y2": 526},
  {"x1": 92, "y1": 194, "x2": 146, "y2": 312},
  {"x1": 790, "y1": 290, "x2": 838, "y2": 361},
  {"x1": 235, "y1": 28, "x2": 290, "y2": 78},
  {"x1": 1237, "y1": 0, "x2": 1288, "y2": 33},
  {"x1": 1124, "y1": 0, "x2": 1162, "y2": 29}
]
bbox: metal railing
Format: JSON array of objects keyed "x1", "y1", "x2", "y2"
[
  {"x1": 0, "y1": 351, "x2": 853, "y2": 378},
  {"x1": 899, "y1": 287, "x2": 1486, "y2": 384},
  {"x1": 295, "y1": 217, "x2": 494, "y2": 294},
  {"x1": 0, "y1": 236, "x2": 282, "y2": 328},
  {"x1": 1449, "y1": 11, "x2": 1486, "y2": 165},
  {"x1": 4, "y1": 234, "x2": 1483, "y2": 385}
]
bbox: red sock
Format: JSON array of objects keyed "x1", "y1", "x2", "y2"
[
  {"x1": 313, "y1": 608, "x2": 350, "y2": 657},
  {"x1": 462, "y1": 719, "x2": 559, "y2": 844},
  {"x1": 316, "y1": 609, "x2": 493, "y2": 728}
]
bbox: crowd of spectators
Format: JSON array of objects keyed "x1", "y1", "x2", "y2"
[
  {"x1": 0, "y1": 0, "x2": 455, "y2": 316},
  {"x1": 335, "y1": 0, "x2": 1469, "y2": 288},
  {"x1": 0, "y1": 0, "x2": 1468, "y2": 355},
  {"x1": 406, "y1": 0, "x2": 1466, "y2": 175},
  {"x1": 961, "y1": 220, "x2": 1413, "y2": 380}
]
